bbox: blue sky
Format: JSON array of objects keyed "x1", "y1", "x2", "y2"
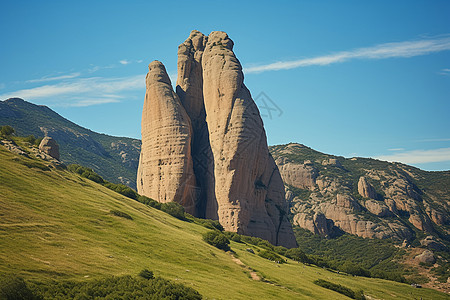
[{"x1": 1, "y1": 0, "x2": 449, "y2": 171}]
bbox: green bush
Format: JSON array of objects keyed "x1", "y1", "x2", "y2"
[
  {"x1": 285, "y1": 248, "x2": 310, "y2": 263},
  {"x1": 24, "y1": 135, "x2": 36, "y2": 144},
  {"x1": 313, "y1": 279, "x2": 365, "y2": 300},
  {"x1": 0, "y1": 125, "x2": 15, "y2": 136},
  {"x1": 203, "y1": 231, "x2": 230, "y2": 251},
  {"x1": 258, "y1": 250, "x2": 285, "y2": 264},
  {"x1": 104, "y1": 182, "x2": 137, "y2": 199},
  {"x1": 110, "y1": 209, "x2": 133, "y2": 220},
  {"x1": 68, "y1": 164, "x2": 104, "y2": 184},
  {"x1": 34, "y1": 137, "x2": 43, "y2": 146},
  {"x1": 0, "y1": 275, "x2": 41, "y2": 300},
  {"x1": 339, "y1": 261, "x2": 371, "y2": 277},
  {"x1": 31, "y1": 275, "x2": 202, "y2": 299},
  {"x1": 138, "y1": 269, "x2": 154, "y2": 280},
  {"x1": 137, "y1": 195, "x2": 162, "y2": 210},
  {"x1": 186, "y1": 214, "x2": 224, "y2": 231},
  {"x1": 161, "y1": 202, "x2": 186, "y2": 220}
]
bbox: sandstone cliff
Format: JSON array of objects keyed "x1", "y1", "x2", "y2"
[{"x1": 138, "y1": 31, "x2": 296, "y2": 248}]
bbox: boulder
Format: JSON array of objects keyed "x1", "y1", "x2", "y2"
[
  {"x1": 415, "y1": 250, "x2": 436, "y2": 264},
  {"x1": 38, "y1": 137, "x2": 60, "y2": 160}
]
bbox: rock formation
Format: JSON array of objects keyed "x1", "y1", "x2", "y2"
[
  {"x1": 271, "y1": 143, "x2": 448, "y2": 242},
  {"x1": 137, "y1": 61, "x2": 197, "y2": 212},
  {"x1": 137, "y1": 31, "x2": 296, "y2": 248},
  {"x1": 39, "y1": 137, "x2": 60, "y2": 160},
  {"x1": 358, "y1": 176, "x2": 376, "y2": 199}
]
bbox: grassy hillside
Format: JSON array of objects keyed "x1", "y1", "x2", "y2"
[
  {"x1": 0, "y1": 146, "x2": 448, "y2": 299},
  {"x1": 0, "y1": 98, "x2": 140, "y2": 188}
]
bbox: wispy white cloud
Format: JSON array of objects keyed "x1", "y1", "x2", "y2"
[
  {"x1": 70, "y1": 97, "x2": 121, "y2": 107},
  {"x1": 0, "y1": 74, "x2": 145, "y2": 107},
  {"x1": 416, "y1": 138, "x2": 450, "y2": 142},
  {"x1": 87, "y1": 64, "x2": 116, "y2": 73},
  {"x1": 244, "y1": 36, "x2": 450, "y2": 74},
  {"x1": 439, "y1": 68, "x2": 450, "y2": 75},
  {"x1": 376, "y1": 147, "x2": 450, "y2": 164},
  {"x1": 27, "y1": 72, "x2": 81, "y2": 83},
  {"x1": 388, "y1": 148, "x2": 405, "y2": 151},
  {"x1": 119, "y1": 60, "x2": 131, "y2": 65}
]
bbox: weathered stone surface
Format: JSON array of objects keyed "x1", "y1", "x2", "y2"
[
  {"x1": 198, "y1": 31, "x2": 295, "y2": 247},
  {"x1": 420, "y1": 236, "x2": 447, "y2": 251},
  {"x1": 39, "y1": 137, "x2": 60, "y2": 160},
  {"x1": 277, "y1": 162, "x2": 318, "y2": 190},
  {"x1": 137, "y1": 61, "x2": 197, "y2": 213},
  {"x1": 364, "y1": 199, "x2": 391, "y2": 217},
  {"x1": 138, "y1": 31, "x2": 296, "y2": 248},
  {"x1": 358, "y1": 176, "x2": 376, "y2": 199},
  {"x1": 415, "y1": 250, "x2": 436, "y2": 264}
]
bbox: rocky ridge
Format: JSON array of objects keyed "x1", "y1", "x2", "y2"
[
  {"x1": 270, "y1": 143, "x2": 449, "y2": 247},
  {"x1": 137, "y1": 30, "x2": 296, "y2": 247}
]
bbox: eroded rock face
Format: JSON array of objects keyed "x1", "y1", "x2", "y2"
[
  {"x1": 138, "y1": 31, "x2": 296, "y2": 248},
  {"x1": 415, "y1": 250, "x2": 436, "y2": 264},
  {"x1": 358, "y1": 176, "x2": 376, "y2": 199},
  {"x1": 39, "y1": 137, "x2": 60, "y2": 160},
  {"x1": 137, "y1": 61, "x2": 197, "y2": 214}
]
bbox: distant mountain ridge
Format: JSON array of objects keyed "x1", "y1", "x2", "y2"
[{"x1": 0, "y1": 98, "x2": 141, "y2": 188}]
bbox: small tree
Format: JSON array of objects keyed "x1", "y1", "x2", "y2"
[
  {"x1": 138, "y1": 269, "x2": 154, "y2": 280},
  {"x1": 0, "y1": 125, "x2": 15, "y2": 136},
  {"x1": 203, "y1": 231, "x2": 230, "y2": 251},
  {"x1": 24, "y1": 135, "x2": 36, "y2": 144}
]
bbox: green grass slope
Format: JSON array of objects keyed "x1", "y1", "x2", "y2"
[
  {"x1": 0, "y1": 98, "x2": 140, "y2": 188},
  {"x1": 0, "y1": 146, "x2": 447, "y2": 299}
]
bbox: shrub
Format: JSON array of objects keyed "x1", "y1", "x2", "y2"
[
  {"x1": 0, "y1": 275, "x2": 41, "y2": 300},
  {"x1": 0, "y1": 125, "x2": 15, "y2": 136},
  {"x1": 285, "y1": 248, "x2": 310, "y2": 263},
  {"x1": 313, "y1": 279, "x2": 365, "y2": 300},
  {"x1": 161, "y1": 202, "x2": 186, "y2": 220},
  {"x1": 187, "y1": 215, "x2": 224, "y2": 231},
  {"x1": 339, "y1": 261, "x2": 371, "y2": 277},
  {"x1": 68, "y1": 164, "x2": 104, "y2": 184},
  {"x1": 34, "y1": 137, "x2": 43, "y2": 146},
  {"x1": 258, "y1": 250, "x2": 286, "y2": 264},
  {"x1": 203, "y1": 231, "x2": 230, "y2": 251},
  {"x1": 137, "y1": 195, "x2": 162, "y2": 210},
  {"x1": 104, "y1": 182, "x2": 137, "y2": 199},
  {"x1": 110, "y1": 209, "x2": 133, "y2": 220},
  {"x1": 24, "y1": 135, "x2": 36, "y2": 144},
  {"x1": 31, "y1": 275, "x2": 202, "y2": 299},
  {"x1": 138, "y1": 269, "x2": 154, "y2": 280}
]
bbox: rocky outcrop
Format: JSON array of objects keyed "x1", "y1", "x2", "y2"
[
  {"x1": 39, "y1": 137, "x2": 60, "y2": 160},
  {"x1": 364, "y1": 200, "x2": 391, "y2": 217},
  {"x1": 358, "y1": 176, "x2": 376, "y2": 199},
  {"x1": 137, "y1": 61, "x2": 197, "y2": 213},
  {"x1": 270, "y1": 143, "x2": 447, "y2": 242},
  {"x1": 137, "y1": 31, "x2": 296, "y2": 248},
  {"x1": 415, "y1": 250, "x2": 436, "y2": 264}
]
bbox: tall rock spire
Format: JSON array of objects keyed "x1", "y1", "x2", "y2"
[
  {"x1": 138, "y1": 31, "x2": 297, "y2": 248},
  {"x1": 137, "y1": 61, "x2": 197, "y2": 213}
]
